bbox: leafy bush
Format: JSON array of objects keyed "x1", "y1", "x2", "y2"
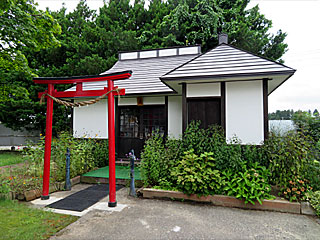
[
  {"x1": 170, "y1": 150, "x2": 222, "y2": 196},
  {"x1": 0, "y1": 177, "x2": 12, "y2": 195},
  {"x1": 0, "y1": 132, "x2": 108, "y2": 195},
  {"x1": 182, "y1": 121, "x2": 245, "y2": 172},
  {"x1": 264, "y1": 131, "x2": 311, "y2": 187},
  {"x1": 141, "y1": 133, "x2": 185, "y2": 187},
  {"x1": 241, "y1": 144, "x2": 268, "y2": 168},
  {"x1": 140, "y1": 121, "x2": 318, "y2": 203},
  {"x1": 281, "y1": 176, "x2": 312, "y2": 202},
  {"x1": 0, "y1": 166, "x2": 43, "y2": 195},
  {"x1": 306, "y1": 191, "x2": 320, "y2": 217},
  {"x1": 92, "y1": 139, "x2": 109, "y2": 168},
  {"x1": 293, "y1": 111, "x2": 320, "y2": 142},
  {"x1": 141, "y1": 133, "x2": 166, "y2": 186},
  {"x1": 222, "y1": 162, "x2": 273, "y2": 204},
  {"x1": 25, "y1": 131, "x2": 106, "y2": 182},
  {"x1": 302, "y1": 157, "x2": 320, "y2": 192}
]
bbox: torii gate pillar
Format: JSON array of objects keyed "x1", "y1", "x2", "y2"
[
  {"x1": 107, "y1": 79, "x2": 117, "y2": 207},
  {"x1": 42, "y1": 83, "x2": 54, "y2": 199}
]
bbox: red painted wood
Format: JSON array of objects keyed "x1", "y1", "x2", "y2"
[
  {"x1": 76, "y1": 83, "x2": 82, "y2": 92},
  {"x1": 42, "y1": 84, "x2": 54, "y2": 198},
  {"x1": 107, "y1": 79, "x2": 117, "y2": 206},
  {"x1": 34, "y1": 71, "x2": 131, "y2": 201},
  {"x1": 33, "y1": 72, "x2": 131, "y2": 84},
  {"x1": 38, "y1": 88, "x2": 125, "y2": 98}
]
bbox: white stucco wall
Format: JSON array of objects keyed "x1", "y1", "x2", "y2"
[
  {"x1": 73, "y1": 99, "x2": 108, "y2": 139},
  {"x1": 186, "y1": 83, "x2": 221, "y2": 97},
  {"x1": 118, "y1": 96, "x2": 165, "y2": 106},
  {"x1": 226, "y1": 80, "x2": 264, "y2": 144},
  {"x1": 168, "y1": 96, "x2": 182, "y2": 138},
  {"x1": 73, "y1": 96, "x2": 166, "y2": 139}
]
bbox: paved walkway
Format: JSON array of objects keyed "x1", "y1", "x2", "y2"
[{"x1": 48, "y1": 185, "x2": 320, "y2": 240}]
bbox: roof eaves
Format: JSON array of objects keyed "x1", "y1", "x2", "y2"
[
  {"x1": 268, "y1": 72, "x2": 295, "y2": 96},
  {"x1": 162, "y1": 43, "x2": 296, "y2": 80},
  {"x1": 161, "y1": 69, "x2": 296, "y2": 81}
]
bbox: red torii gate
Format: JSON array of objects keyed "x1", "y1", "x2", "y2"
[{"x1": 33, "y1": 71, "x2": 132, "y2": 207}]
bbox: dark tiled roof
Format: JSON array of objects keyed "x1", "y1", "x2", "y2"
[
  {"x1": 161, "y1": 44, "x2": 295, "y2": 80},
  {"x1": 68, "y1": 54, "x2": 199, "y2": 95}
]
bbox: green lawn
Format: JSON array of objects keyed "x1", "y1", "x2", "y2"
[
  {"x1": 0, "y1": 152, "x2": 25, "y2": 167},
  {"x1": 0, "y1": 200, "x2": 78, "y2": 240}
]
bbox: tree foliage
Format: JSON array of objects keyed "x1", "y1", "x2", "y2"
[
  {"x1": 268, "y1": 109, "x2": 295, "y2": 120},
  {"x1": 0, "y1": 0, "x2": 61, "y2": 132},
  {"x1": 0, "y1": 0, "x2": 61, "y2": 100},
  {"x1": 292, "y1": 111, "x2": 320, "y2": 143},
  {"x1": 1, "y1": 0, "x2": 289, "y2": 133}
]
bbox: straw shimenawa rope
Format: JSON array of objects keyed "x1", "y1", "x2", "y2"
[{"x1": 40, "y1": 88, "x2": 122, "y2": 107}]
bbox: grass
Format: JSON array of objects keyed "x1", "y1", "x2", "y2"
[
  {"x1": 0, "y1": 152, "x2": 25, "y2": 167},
  {"x1": 0, "y1": 199, "x2": 78, "y2": 240}
]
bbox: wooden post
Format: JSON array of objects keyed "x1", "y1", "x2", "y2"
[
  {"x1": 41, "y1": 84, "x2": 54, "y2": 199},
  {"x1": 107, "y1": 79, "x2": 117, "y2": 207}
]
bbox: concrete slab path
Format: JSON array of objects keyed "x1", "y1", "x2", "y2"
[{"x1": 49, "y1": 186, "x2": 320, "y2": 240}]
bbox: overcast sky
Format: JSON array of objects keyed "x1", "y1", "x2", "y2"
[{"x1": 35, "y1": 0, "x2": 320, "y2": 112}]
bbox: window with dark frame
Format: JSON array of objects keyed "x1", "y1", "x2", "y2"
[{"x1": 119, "y1": 106, "x2": 165, "y2": 139}]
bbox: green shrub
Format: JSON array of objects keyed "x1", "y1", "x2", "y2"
[
  {"x1": 264, "y1": 131, "x2": 311, "y2": 187},
  {"x1": 303, "y1": 140, "x2": 320, "y2": 191},
  {"x1": 141, "y1": 134, "x2": 185, "y2": 188},
  {"x1": 140, "y1": 121, "x2": 318, "y2": 204},
  {"x1": 0, "y1": 178, "x2": 12, "y2": 195},
  {"x1": 170, "y1": 150, "x2": 223, "y2": 196},
  {"x1": 24, "y1": 131, "x2": 103, "y2": 182},
  {"x1": 182, "y1": 121, "x2": 245, "y2": 172},
  {"x1": 280, "y1": 176, "x2": 312, "y2": 202},
  {"x1": 0, "y1": 166, "x2": 43, "y2": 195},
  {"x1": 304, "y1": 158, "x2": 320, "y2": 191},
  {"x1": 222, "y1": 162, "x2": 273, "y2": 204},
  {"x1": 241, "y1": 144, "x2": 268, "y2": 168},
  {"x1": 92, "y1": 139, "x2": 108, "y2": 168},
  {"x1": 141, "y1": 133, "x2": 166, "y2": 186},
  {"x1": 293, "y1": 111, "x2": 320, "y2": 142},
  {"x1": 307, "y1": 191, "x2": 320, "y2": 217}
]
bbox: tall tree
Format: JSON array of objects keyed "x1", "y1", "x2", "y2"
[
  {"x1": 0, "y1": 0, "x2": 61, "y2": 132},
  {"x1": 157, "y1": 0, "x2": 288, "y2": 58},
  {"x1": 1, "y1": 0, "x2": 290, "y2": 133},
  {"x1": 0, "y1": 0, "x2": 60, "y2": 101}
]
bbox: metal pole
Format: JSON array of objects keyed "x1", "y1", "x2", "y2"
[
  {"x1": 107, "y1": 79, "x2": 117, "y2": 207},
  {"x1": 129, "y1": 150, "x2": 136, "y2": 197},
  {"x1": 65, "y1": 148, "x2": 71, "y2": 191},
  {"x1": 41, "y1": 84, "x2": 54, "y2": 200}
]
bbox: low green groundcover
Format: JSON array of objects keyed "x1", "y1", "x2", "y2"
[
  {"x1": 0, "y1": 152, "x2": 25, "y2": 167},
  {"x1": 83, "y1": 165, "x2": 141, "y2": 180},
  {"x1": 0, "y1": 200, "x2": 78, "y2": 240}
]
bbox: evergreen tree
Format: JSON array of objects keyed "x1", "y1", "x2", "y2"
[{"x1": 1, "y1": 0, "x2": 291, "y2": 133}]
